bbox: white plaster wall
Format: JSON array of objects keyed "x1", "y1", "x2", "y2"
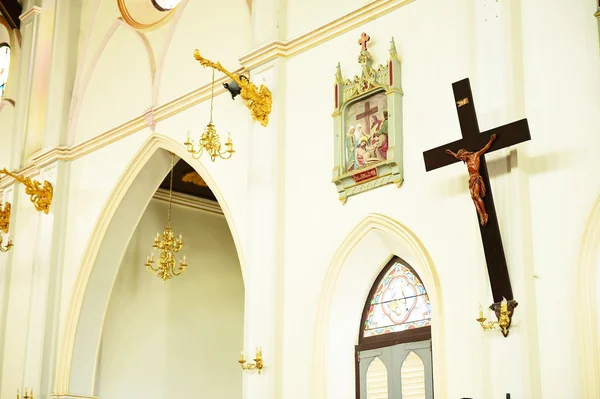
[
  {"x1": 97, "y1": 200, "x2": 244, "y2": 399},
  {"x1": 1, "y1": 0, "x2": 599, "y2": 397},
  {"x1": 519, "y1": 0, "x2": 600, "y2": 397},
  {"x1": 0, "y1": 104, "x2": 15, "y2": 166},
  {"x1": 285, "y1": 0, "x2": 375, "y2": 40},
  {"x1": 72, "y1": 0, "x2": 251, "y2": 144},
  {"x1": 158, "y1": 0, "x2": 251, "y2": 104},
  {"x1": 280, "y1": 0, "x2": 600, "y2": 399},
  {"x1": 74, "y1": 23, "x2": 153, "y2": 143},
  {"x1": 283, "y1": 1, "x2": 483, "y2": 398}
]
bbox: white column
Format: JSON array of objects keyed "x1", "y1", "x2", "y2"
[
  {"x1": 243, "y1": 58, "x2": 286, "y2": 399},
  {"x1": 42, "y1": 0, "x2": 82, "y2": 149},
  {"x1": 21, "y1": 161, "x2": 70, "y2": 398},
  {"x1": 11, "y1": 0, "x2": 57, "y2": 168},
  {"x1": 0, "y1": 184, "x2": 19, "y2": 392},
  {"x1": 243, "y1": 1, "x2": 287, "y2": 398},
  {"x1": 0, "y1": 184, "x2": 38, "y2": 399}
]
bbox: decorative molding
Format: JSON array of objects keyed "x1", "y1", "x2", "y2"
[
  {"x1": 239, "y1": 0, "x2": 415, "y2": 69},
  {"x1": 312, "y1": 213, "x2": 445, "y2": 398},
  {"x1": 152, "y1": 189, "x2": 223, "y2": 216},
  {"x1": 19, "y1": 6, "x2": 42, "y2": 22},
  {"x1": 144, "y1": 107, "x2": 157, "y2": 132},
  {"x1": 1, "y1": 0, "x2": 415, "y2": 189},
  {"x1": 50, "y1": 394, "x2": 99, "y2": 399},
  {"x1": 576, "y1": 195, "x2": 600, "y2": 398},
  {"x1": 342, "y1": 174, "x2": 400, "y2": 198}
]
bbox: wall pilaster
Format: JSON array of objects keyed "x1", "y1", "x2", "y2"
[
  {"x1": 471, "y1": 1, "x2": 540, "y2": 398},
  {"x1": 242, "y1": 1, "x2": 287, "y2": 398},
  {"x1": 21, "y1": 161, "x2": 70, "y2": 398}
]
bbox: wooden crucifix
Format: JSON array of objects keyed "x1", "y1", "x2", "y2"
[{"x1": 422, "y1": 78, "x2": 531, "y2": 315}]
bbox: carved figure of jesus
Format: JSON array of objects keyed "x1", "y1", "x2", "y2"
[{"x1": 445, "y1": 134, "x2": 497, "y2": 226}]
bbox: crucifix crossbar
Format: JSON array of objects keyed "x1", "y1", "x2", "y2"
[
  {"x1": 356, "y1": 101, "x2": 378, "y2": 135},
  {"x1": 422, "y1": 78, "x2": 531, "y2": 303}
]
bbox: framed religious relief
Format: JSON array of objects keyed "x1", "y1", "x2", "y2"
[{"x1": 332, "y1": 33, "x2": 403, "y2": 203}]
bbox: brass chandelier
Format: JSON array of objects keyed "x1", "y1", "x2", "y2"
[
  {"x1": 184, "y1": 69, "x2": 234, "y2": 162},
  {"x1": 144, "y1": 153, "x2": 188, "y2": 282}
]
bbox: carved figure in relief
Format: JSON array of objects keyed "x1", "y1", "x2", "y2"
[
  {"x1": 346, "y1": 125, "x2": 356, "y2": 166},
  {"x1": 373, "y1": 110, "x2": 389, "y2": 160},
  {"x1": 445, "y1": 134, "x2": 497, "y2": 226}
]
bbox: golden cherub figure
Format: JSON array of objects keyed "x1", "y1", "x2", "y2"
[{"x1": 193, "y1": 50, "x2": 272, "y2": 127}]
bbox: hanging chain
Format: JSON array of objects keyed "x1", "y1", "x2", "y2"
[
  {"x1": 167, "y1": 152, "x2": 174, "y2": 226},
  {"x1": 209, "y1": 69, "x2": 215, "y2": 124}
]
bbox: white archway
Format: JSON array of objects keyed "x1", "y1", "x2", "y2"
[
  {"x1": 54, "y1": 134, "x2": 245, "y2": 396},
  {"x1": 576, "y1": 195, "x2": 600, "y2": 398},
  {"x1": 312, "y1": 213, "x2": 446, "y2": 398}
]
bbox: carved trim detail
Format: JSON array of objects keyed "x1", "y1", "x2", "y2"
[
  {"x1": 0, "y1": 0, "x2": 415, "y2": 189},
  {"x1": 152, "y1": 189, "x2": 223, "y2": 216}
]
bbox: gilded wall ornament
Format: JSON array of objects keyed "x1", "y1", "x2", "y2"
[
  {"x1": 0, "y1": 168, "x2": 53, "y2": 214},
  {"x1": 193, "y1": 50, "x2": 272, "y2": 127}
]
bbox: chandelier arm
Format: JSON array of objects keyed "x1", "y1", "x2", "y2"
[
  {"x1": 146, "y1": 262, "x2": 160, "y2": 272},
  {"x1": 0, "y1": 234, "x2": 12, "y2": 252}
]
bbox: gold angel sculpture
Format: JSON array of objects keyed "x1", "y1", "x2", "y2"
[{"x1": 193, "y1": 50, "x2": 272, "y2": 127}]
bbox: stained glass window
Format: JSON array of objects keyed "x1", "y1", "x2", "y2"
[
  {"x1": 151, "y1": 0, "x2": 181, "y2": 11},
  {"x1": 363, "y1": 260, "x2": 431, "y2": 338},
  {"x1": 0, "y1": 44, "x2": 10, "y2": 99}
]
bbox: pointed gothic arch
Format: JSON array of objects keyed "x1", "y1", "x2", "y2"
[
  {"x1": 54, "y1": 134, "x2": 245, "y2": 396},
  {"x1": 312, "y1": 214, "x2": 446, "y2": 398}
]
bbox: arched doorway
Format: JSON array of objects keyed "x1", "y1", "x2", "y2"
[
  {"x1": 54, "y1": 134, "x2": 246, "y2": 397},
  {"x1": 312, "y1": 214, "x2": 445, "y2": 399},
  {"x1": 356, "y1": 257, "x2": 433, "y2": 399}
]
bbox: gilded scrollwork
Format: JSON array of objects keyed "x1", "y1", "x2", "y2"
[
  {"x1": 193, "y1": 50, "x2": 273, "y2": 127},
  {"x1": 0, "y1": 168, "x2": 53, "y2": 214},
  {"x1": 0, "y1": 202, "x2": 10, "y2": 233}
]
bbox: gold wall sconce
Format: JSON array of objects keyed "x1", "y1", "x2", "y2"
[
  {"x1": 0, "y1": 168, "x2": 53, "y2": 252},
  {"x1": 17, "y1": 388, "x2": 34, "y2": 399},
  {"x1": 0, "y1": 168, "x2": 53, "y2": 214},
  {"x1": 477, "y1": 297, "x2": 518, "y2": 337},
  {"x1": 193, "y1": 49, "x2": 272, "y2": 127},
  {"x1": 239, "y1": 347, "x2": 264, "y2": 374},
  {"x1": 0, "y1": 202, "x2": 12, "y2": 252}
]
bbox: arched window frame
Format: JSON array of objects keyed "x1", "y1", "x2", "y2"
[
  {"x1": 355, "y1": 256, "x2": 432, "y2": 397},
  {"x1": 150, "y1": 0, "x2": 181, "y2": 11}
]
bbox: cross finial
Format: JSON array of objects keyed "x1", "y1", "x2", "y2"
[{"x1": 358, "y1": 32, "x2": 370, "y2": 52}]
